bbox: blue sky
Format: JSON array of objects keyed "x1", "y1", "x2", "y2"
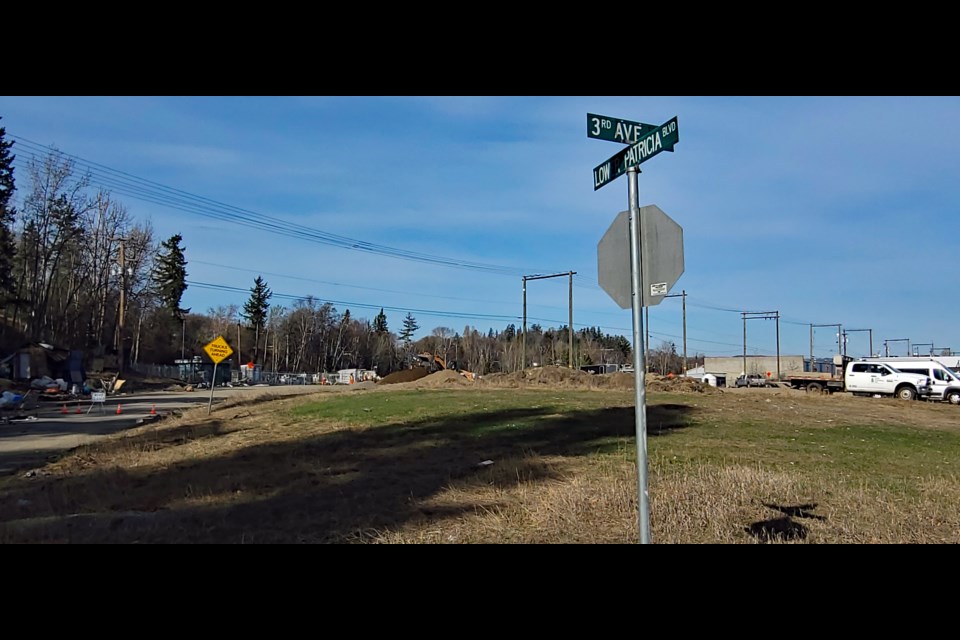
[{"x1": 2, "y1": 96, "x2": 958, "y2": 359}]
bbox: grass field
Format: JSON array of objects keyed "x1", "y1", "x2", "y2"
[{"x1": 1, "y1": 385, "x2": 958, "y2": 543}]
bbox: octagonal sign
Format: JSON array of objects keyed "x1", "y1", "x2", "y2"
[{"x1": 597, "y1": 205, "x2": 684, "y2": 309}]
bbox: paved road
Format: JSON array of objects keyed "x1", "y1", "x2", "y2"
[{"x1": 0, "y1": 383, "x2": 362, "y2": 477}]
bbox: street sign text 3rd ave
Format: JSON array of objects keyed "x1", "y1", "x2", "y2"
[{"x1": 587, "y1": 113, "x2": 659, "y2": 144}]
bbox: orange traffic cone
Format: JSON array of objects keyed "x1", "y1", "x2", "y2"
[
  {"x1": 75, "y1": 406, "x2": 82, "y2": 413},
  {"x1": 61, "y1": 404, "x2": 68, "y2": 414},
  {"x1": 116, "y1": 404, "x2": 122, "y2": 415},
  {"x1": 150, "y1": 405, "x2": 156, "y2": 415}
]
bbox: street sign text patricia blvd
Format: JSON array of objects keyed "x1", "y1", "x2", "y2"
[
  {"x1": 593, "y1": 117, "x2": 679, "y2": 190},
  {"x1": 587, "y1": 113, "x2": 659, "y2": 144}
]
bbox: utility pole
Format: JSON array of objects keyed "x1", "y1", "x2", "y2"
[
  {"x1": 884, "y1": 338, "x2": 910, "y2": 357},
  {"x1": 845, "y1": 328, "x2": 873, "y2": 357},
  {"x1": 237, "y1": 321, "x2": 242, "y2": 380},
  {"x1": 912, "y1": 342, "x2": 933, "y2": 356},
  {"x1": 658, "y1": 291, "x2": 687, "y2": 375},
  {"x1": 811, "y1": 323, "x2": 842, "y2": 370},
  {"x1": 741, "y1": 313, "x2": 751, "y2": 374},
  {"x1": 743, "y1": 311, "x2": 780, "y2": 379},
  {"x1": 682, "y1": 290, "x2": 687, "y2": 375},
  {"x1": 522, "y1": 271, "x2": 577, "y2": 370},
  {"x1": 522, "y1": 276, "x2": 527, "y2": 371},
  {"x1": 568, "y1": 271, "x2": 574, "y2": 368},
  {"x1": 118, "y1": 238, "x2": 126, "y2": 374}
]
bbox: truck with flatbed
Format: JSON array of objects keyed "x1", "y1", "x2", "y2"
[{"x1": 783, "y1": 355, "x2": 933, "y2": 400}]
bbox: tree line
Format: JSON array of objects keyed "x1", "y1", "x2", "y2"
[{"x1": 0, "y1": 121, "x2": 696, "y2": 377}]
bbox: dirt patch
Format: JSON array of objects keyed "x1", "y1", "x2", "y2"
[
  {"x1": 378, "y1": 368, "x2": 431, "y2": 385},
  {"x1": 479, "y1": 366, "x2": 718, "y2": 393},
  {"x1": 481, "y1": 366, "x2": 598, "y2": 388}
]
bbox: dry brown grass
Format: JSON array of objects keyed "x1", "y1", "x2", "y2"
[
  {"x1": 372, "y1": 454, "x2": 960, "y2": 544},
  {"x1": 3, "y1": 381, "x2": 959, "y2": 543}
]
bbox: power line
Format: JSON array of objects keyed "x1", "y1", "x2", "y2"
[
  {"x1": 188, "y1": 276, "x2": 757, "y2": 350},
  {"x1": 191, "y1": 259, "x2": 517, "y2": 306},
  {"x1": 186, "y1": 280, "x2": 522, "y2": 322},
  {"x1": 8, "y1": 135, "x2": 887, "y2": 351},
  {"x1": 9, "y1": 136, "x2": 559, "y2": 277}
]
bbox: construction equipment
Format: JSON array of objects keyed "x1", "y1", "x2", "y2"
[
  {"x1": 413, "y1": 352, "x2": 477, "y2": 381},
  {"x1": 414, "y1": 352, "x2": 446, "y2": 372}
]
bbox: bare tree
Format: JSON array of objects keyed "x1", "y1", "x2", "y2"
[
  {"x1": 207, "y1": 304, "x2": 240, "y2": 341},
  {"x1": 15, "y1": 150, "x2": 93, "y2": 340}
]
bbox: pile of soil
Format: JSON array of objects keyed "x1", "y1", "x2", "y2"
[
  {"x1": 645, "y1": 373, "x2": 719, "y2": 394},
  {"x1": 377, "y1": 368, "x2": 431, "y2": 385},
  {"x1": 479, "y1": 366, "x2": 718, "y2": 394},
  {"x1": 481, "y1": 366, "x2": 600, "y2": 389},
  {"x1": 378, "y1": 369, "x2": 475, "y2": 388},
  {"x1": 411, "y1": 370, "x2": 474, "y2": 388}
]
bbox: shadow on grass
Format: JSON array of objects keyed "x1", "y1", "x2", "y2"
[
  {"x1": 746, "y1": 503, "x2": 826, "y2": 542},
  {"x1": 761, "y1": 502, "x2": 826, "y2": 521},
  {"x1": 746, "y1": 517, "x2": 808, "y2": 542},
  {"x1": 0, "y1": 402, "x2": 697, "y2": 543}
]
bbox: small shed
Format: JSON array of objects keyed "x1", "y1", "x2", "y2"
[{"x1": 0, "y1": 343, "x2": 83, "y2": 383}]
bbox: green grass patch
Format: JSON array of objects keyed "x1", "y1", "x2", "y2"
[
  {"x1": 657, "y1": 415, "x2": 960, "y2": 480},
  {"x1": 6, "y1": 386, "x2": 960, "y2": 543}
]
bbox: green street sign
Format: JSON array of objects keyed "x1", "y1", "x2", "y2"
[
  {"x1": 593, "y1": 116, "x2": 679, "y2": 190},
  {"x1": 587, "y1": 113, "x2": 659, "y2": 144}
]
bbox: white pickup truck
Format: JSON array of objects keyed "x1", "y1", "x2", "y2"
[{"x1": 858, "y1": 357, "x2": 960, "y2": 404}]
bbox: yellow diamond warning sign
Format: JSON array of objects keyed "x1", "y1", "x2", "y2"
[{"x1": 203, "y1": 335, "x2": 234, "y2": 364}]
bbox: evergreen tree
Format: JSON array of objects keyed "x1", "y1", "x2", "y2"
[
  {"x1": 373, "y1": 308, "x2": 389, "y2": 334},
  {"x1": 0, "y1": 118, "x2": 16, "y2": 304},
  {"x1": 398, "y1": 312, "x2": 419, "y2": 344},
  {"x1": 242, "y1": 275, "x2": 272, "y2": 361},
  {"x1": 152, "y1": 233, "x2": 189, "y2": 319}
]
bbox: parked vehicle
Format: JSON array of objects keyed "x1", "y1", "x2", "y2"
[
  {"x1": 783, "y1": 355, "x2": 932, "y2": 400},
  {"x1": 858, "y1": 357, "x2": 960, "y2": 404},
  {"x1": 735, "y1": 373, "x2": 773, "y2": 388}
]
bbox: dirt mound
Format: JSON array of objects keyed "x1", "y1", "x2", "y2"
[
  {"x1": 410, "y1": 370, "x2": 474, "y2": 388},
  {"x1": 480, "y1": 366, "x2": 600, "y2": 389},
  {"x1": 378, "y1": 368, "x2": 431, "y2": 385},
  {"x1": 479, "y1": 367, "x2": 718, "y2": 393},
  {"x1": 645, "y1": 373, "x2": 719, "y2": 394}
]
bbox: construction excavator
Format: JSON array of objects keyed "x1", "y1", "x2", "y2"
[{"x1": 413, "y1": 352, "x2": 477, "y2": 381}]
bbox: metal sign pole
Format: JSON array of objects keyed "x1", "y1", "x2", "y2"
[
  {"x1": 207, "y1": 362, "x2": 218, "y2": 415},
  {"x1": 627, "y1": 166, "x2": 650, "y2": 544},
  {"x1": 592, "y1": 113, "x2": 681, "y2": 545}
]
